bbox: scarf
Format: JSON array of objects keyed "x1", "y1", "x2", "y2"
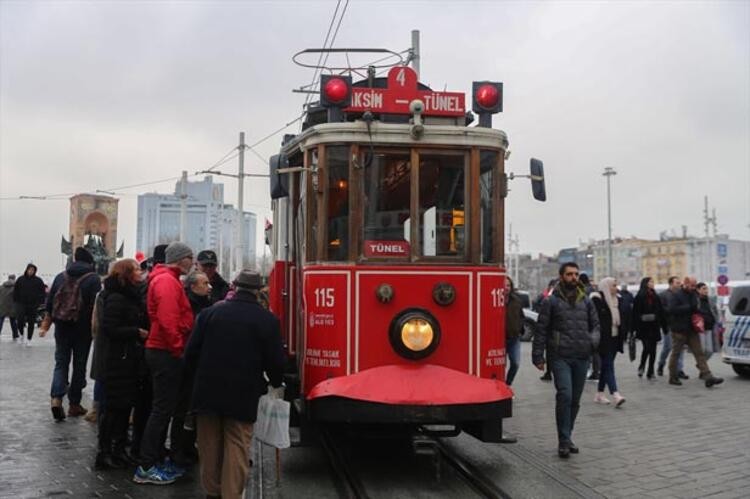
[{"x1": 599, "y1": 277, "x2": 620, "y2": 337}]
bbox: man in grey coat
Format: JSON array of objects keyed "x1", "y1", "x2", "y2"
[{"x1": 532, "y1": 262, "x2": 600, "y2": 458}]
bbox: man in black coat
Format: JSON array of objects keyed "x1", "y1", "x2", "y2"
[
  {"x1": 196, "y1": 250, "x2": 230, "y2": 304},
  {"x1": 42, "y1": 247, "x2": 102, "y2": 420},
  {"x1": 666, "y1": 276, "x2": 723, "y2": 388},
  {"x1": 184, "y1": 270, "x2": 284, "y2": 499},
  {"x1": 13, "y1": 263, "x2": 46, "y2": 345}
]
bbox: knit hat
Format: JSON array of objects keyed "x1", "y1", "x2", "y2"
[
  {"x1": 233, "y1": 270, "x2": 262, "y2": 290},
  {"x1": 165, "y1": 242, "x2": 193, "y2": 264},
  {"x1": 74, "y1": 247, "x2": 94, "y2": 264}
]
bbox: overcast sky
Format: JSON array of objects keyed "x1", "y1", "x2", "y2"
[{"x1": 1, "y1": 0, "x2": 748, "y2": 279}]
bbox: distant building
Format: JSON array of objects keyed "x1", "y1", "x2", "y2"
[
  {"x1": 136, "y1": 176, "x2": 256, "y2": 273},
  {"x1": 593, "y1": 238, "x2": 649, "y2": 285},
  {"x1": 517, "y1": 253, "x2": 560, "y2": 296}
]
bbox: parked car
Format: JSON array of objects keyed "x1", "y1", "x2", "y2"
[
  {"x1": 516, "y1": 290, "x2": 538, "y2": 341},
  {"x1": 722, "y1": 284, "x2": 750, "y2": 378}
]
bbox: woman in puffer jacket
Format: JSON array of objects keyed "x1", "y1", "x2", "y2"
[{"x1": 96, "y1": 259, "x2": 149, "y2": 470}]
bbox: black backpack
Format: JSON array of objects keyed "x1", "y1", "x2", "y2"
[{"x1": 52, "y1": 272, "x2": 96, "y2": 322}]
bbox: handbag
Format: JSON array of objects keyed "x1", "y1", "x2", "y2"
[
  {"x1": 691, "y1": 313, "x2": 705, "y2": 333},
  {"x1": 254, "y1": 394, "x2": 291, "y2": 449}
]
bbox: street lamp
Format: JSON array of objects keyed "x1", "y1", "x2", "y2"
[{"x1": 603, "y1": 167, "x2": 617, "y2": 277}]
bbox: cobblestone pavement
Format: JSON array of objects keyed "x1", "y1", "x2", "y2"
[
  {"x1": 504, "y1": 342, "x2": 750, "y2": 499},
  {"x1": 1, "y1": 329, "x2": 748, "y2": 498}
]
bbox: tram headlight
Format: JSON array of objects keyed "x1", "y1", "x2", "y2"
[{"x1": 389, "y1": 309, "x2": 441, "y2": 360}]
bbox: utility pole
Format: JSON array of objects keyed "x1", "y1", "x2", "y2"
[
  {"x1": 603, "y1": 167, "x2": 617, "y2": 277},
  {"x1": 179, "y1": 170, "x2": 188, "y2": 242},
  {"x1": 236, "y1": 132, "x2": 246, "y2": 274}
]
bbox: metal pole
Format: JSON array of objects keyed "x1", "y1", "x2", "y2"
[
  {"x1": 179, "y1": 170, "x2": 187, "y2": 242},
  {"x1": 603, "y1": 167, "x2": 617, "y2": 277},
  {"x1": 236, "y1": 132, "x2": 245, "y2": 273},
  {"x1": 411, "y1": 29, "x2": 420, "y2": 77}
]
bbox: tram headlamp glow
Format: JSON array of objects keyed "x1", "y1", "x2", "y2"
[
  {"x1": 389, "y1": 309, "x2": 441, "y2": 360},
  {"x1": 400, "y1": 318, "x2": 434, "y2": 352}
]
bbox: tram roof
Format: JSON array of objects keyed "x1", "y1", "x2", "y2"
[{"x1": 281, "y1": 121, "x2": 509, "y2": 157}]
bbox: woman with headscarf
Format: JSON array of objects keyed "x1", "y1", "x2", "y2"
[
  {"x1": 590, "y1": 277, "x2": 627, "y2": 407},
  {"x1": 632, "y1": 277, "x2": 666, "y2": 379}
]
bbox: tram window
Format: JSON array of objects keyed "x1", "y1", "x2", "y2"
[
  {"x1": 480, "y1": 150, "x2": 498, "y2": 263},
  {"x1": 419, "y1": 154, "x2": 465, "y2": 258},
  {"x1": 327, "y1": 146, "x2": 349, "y2": 261},
  {"x1": 362, "y1": 152, "x2": 411, "y2": 258}
]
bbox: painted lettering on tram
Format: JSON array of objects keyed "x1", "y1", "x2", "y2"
[
  {"x1": 423, "y1": 94, "x2": 462, "y2": 113},
  {"x1": 305, "y1": 348, "x2": 342, "y2": 368},
  {"x1": 363, "y1": 239, "x2": 410, "y2": 257},
  {"x1": 351, "y1": 90, "x2": 384, "y2": 109}
]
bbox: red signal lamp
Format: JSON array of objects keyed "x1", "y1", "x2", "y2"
[
  {"x1": 320, "y1": 74, "x2": 352, "y2": 108},
  {"x1": 476, "y1": 84, "x2": 499, "y2": 110}
]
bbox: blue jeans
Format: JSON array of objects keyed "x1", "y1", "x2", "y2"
[
  {"x1": 50, "y1": 327, "x2": 92, "y2": 405},
  {"x1": 597, "y1": 351, "x2": 618, "y2": 394},
  {"x1": 505, "y1": 336, "x2": 521, "y2": 385},
  {"x1": 658, "y1": 332, "x2": 683, "y2": 371},
  {"x1": 551, "y1": 357, "x2": 589, "y2": 446}
]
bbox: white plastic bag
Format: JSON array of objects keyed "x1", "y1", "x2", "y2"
[{"x1": 254, "y1": 394, "x2": 290, "y2": 449}]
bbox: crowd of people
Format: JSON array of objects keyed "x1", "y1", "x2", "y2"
[
  {"x1": 1, "y1": 243, "x2": 283, "y2": 499},
  {"x1": 514, "y1": 262, "x2": 725, "y2": 458}
]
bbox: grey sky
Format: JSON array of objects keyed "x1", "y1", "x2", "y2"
[{"x1": 1, "y1": 0, "x2": 748, "y2": 279}]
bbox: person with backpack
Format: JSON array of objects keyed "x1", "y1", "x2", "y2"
[{"x1": 41, "y1": 247, "x2": 101, "y2": 420}]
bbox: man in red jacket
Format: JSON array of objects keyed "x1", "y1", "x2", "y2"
[{"x1": 134, "y1": 241, "x2": 195, "y2": 485}]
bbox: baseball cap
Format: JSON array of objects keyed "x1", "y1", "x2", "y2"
[{"x1": 197, "y1": 250, "x2": 218, "y2": 265}]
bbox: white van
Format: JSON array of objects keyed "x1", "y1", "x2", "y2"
[{"x1": 722, "y1": 285, "x2": 750, "y2": 378}]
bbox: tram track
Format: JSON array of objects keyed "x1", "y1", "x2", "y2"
[
  {"x1": 320, "y1": 427, "x2": 370, "y2": 499},
  {"x1": 433, "y1": 439, "x2": 511, "y2": 499}
]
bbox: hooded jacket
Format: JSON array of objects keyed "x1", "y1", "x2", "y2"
[
  {"x1": 0, "y1": 277, "x2": 17, "y2": 317},
  {"x1": 13, "y1": 264, "x2": 46, "y2": 308},
  {"x1": 532, "y1": 282, "x2": 600, "y2": 364},
  {"x1": 146, "y1": 264, "x2": 194, "y2": 358},
  {"x1": 46, "y1": 261, "x2": 101, "y2": 333}
]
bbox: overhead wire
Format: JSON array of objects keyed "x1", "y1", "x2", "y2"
[{"x1": 303, "y1": 0, "x2": 342, "y2": 109}]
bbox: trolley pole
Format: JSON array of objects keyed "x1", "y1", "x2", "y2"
[
  {"x1": 236, "y1": 132, "x2": 246, "y2": 274},
  {"x1": 411, "y1": 29, "x2": 420, "y2": 77},
  {"x1": 603, "y1": 167, "x2": 617, "y2": 277}
]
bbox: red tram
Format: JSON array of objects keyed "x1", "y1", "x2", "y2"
[{"x1": 267, "y1": 59, "x2": 545, "y2": 443}]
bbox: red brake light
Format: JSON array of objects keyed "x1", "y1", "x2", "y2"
[
  {"x1": 324, "y1": 77, "x2": 349, "y2": 104},
  {"x1": 476, "y1": 84, "x2": 499, "y2": 109}
]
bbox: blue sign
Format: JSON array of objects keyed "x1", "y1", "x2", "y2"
[
  {"x1": 718, "y1": 265, "x2": 728, "y2": 274},
  {"x1": 717, "y1": 243, "x2": 727, "y2": 258}
]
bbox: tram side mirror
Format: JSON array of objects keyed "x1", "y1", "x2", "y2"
[
  {"x1": 269, "y1": 153, "x2": 289, "y2": 199},
  {"x1": 530, "y1": 158, "x2": 546, "y2": 202}
]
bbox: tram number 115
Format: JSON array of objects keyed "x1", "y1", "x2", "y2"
[{"x1": 314, "y1": 288, "x2": 335, "y2": 308}]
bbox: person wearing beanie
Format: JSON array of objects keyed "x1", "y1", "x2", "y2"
[
  {"x1": 13, "y1": 263, "x2": 45, "y2": 345},
  {"x1": 42, "y1": 247, "x2": 101, "y2": 420},
  {"x1": 184, "y1": 270, "x2": 284, "y2": 499},
  {"x1": 135, "y1": 241, "x2": 194, "y2": 485}
]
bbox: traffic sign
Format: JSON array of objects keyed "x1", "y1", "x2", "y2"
[
  {"x1": 717, "y1": 274, "x2": 729, "y2": 285},
  {"x1": 717, "y1": 285, "x2": 730, "y2": 297}
]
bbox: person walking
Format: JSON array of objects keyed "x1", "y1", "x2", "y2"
[
  {"x1": 196, "y1": 250, "x2": 230, "y2": 303},
  {"x1": 657, "y1": 276, "x2": 686, "y2": 378},
  {"x1": 534, "y1": 279, "x2": 557, "y2": 381},
  {"x1": 13, "y1": 263, "x2": 46, "y2": 346},
  {"x1": 632, "y1": 277, "x2": 667, "y2": 379},
  {"x1": 42, "y1": 248, "x2": 101, "y2": 419},
  {"x1": 667, "y1": 276, "x2": 723, "y2": 388},
  {"x1": 580, "y1": 273, "x2": 600, "y2": 381},
  {"x1": 0, "y1": 274, "x2": 20, "y2": 340},
  {"x1": 532, "y1": 262, "x2": 600, "y2": 458},
  {"x1": 96, "y1": 259, "x2": 149, "y2": 470},
  {"x1": 133, "y1": 241, "x2": 194, "y2": 485},
  {"x1": 505, "y1": 277, "x2": 524, "y2": 386},
  {"x1": 695, "y1": 282, "x2": 720, "y2": 361},
  {"x1": 590, "y1": 277, "x2": 627, "y2": 407},
  {"x1": 184, "y1": 270, "x2": 285, "y2": 499}
]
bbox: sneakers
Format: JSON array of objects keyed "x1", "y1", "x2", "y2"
[
  {"x1": 68, "y1": 404, "x2": 88, "y2": 417},
  {"x1": 568, "y1": 442, "x2": 580, "y2": 454},
  {"x1": 51, "y1": 398, "x2": 65, "y2": 421},
  {"x1": 705, "y1": 376, "x2": 724, "y2": 388},
  {"x1": 161, "y1": 457, "x2": 186, "y2": 478},
  {"x1": 669, "y1": 377, "x2": 683, "y2": 386},
  {"x1": 558, "y1": 444, "x2": 570, "y2": 458},
  {"x1": 612, "y1": 392, "x2": 626, "y2": 407},
  {"x1": 678, "y1": 371, "x2": 690, "y2": 380},
  {"x1": 657, "y1": 366, "x2": 664, "y2": 377},
  {"x1": 133, "y1": 465, "x2": 178, "y2": 485},
  {"x1": 594, "y1": 392, "x2": 611, "y2": 404},
  {"x1": 637, "y1": 366, "x2": 644, "y2": 378},
  {"x1": 587, "y1": 372, "x2": 600, "y2": 381}
]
